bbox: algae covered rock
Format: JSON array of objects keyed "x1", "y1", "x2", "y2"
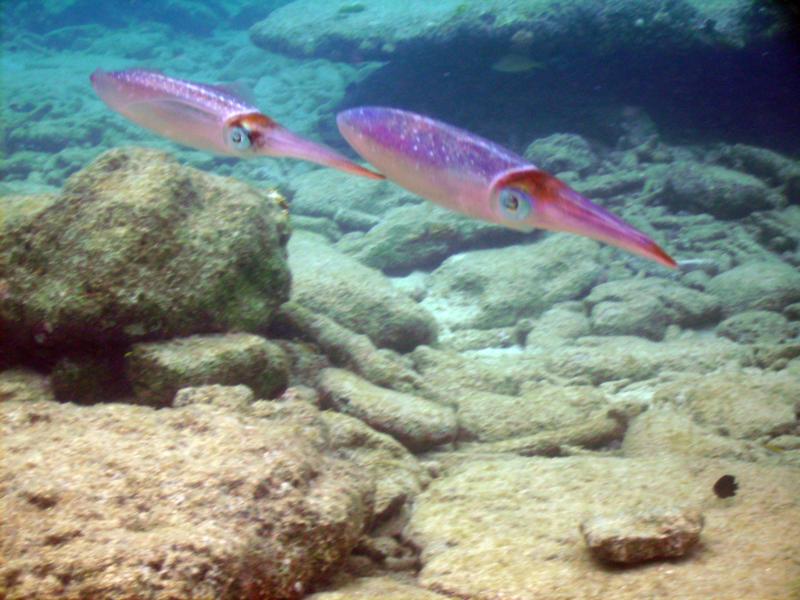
[
  {"x1": 585, "y1": 277, "x2": 721, "y2": 340},
  {"x1": 662, "y1": 161, "x2": 777, "y2": 218},
  {"x1": 251, "y1": 0, "x2": 781, "y2": 61},
  {"x1": 318, "y1": 367, "x2": 456, "y2": 451},
  {"x1": 289, "y1": 232, "x2": 437, "y2": 352},
  {"x1": 524, "y1": 133, "x2": 600, "y2": 175},
  {"x1": 716, "y1": 310, "x2": 797, "y2": 344},
  {"x1": 653, "y1": 369, "x2": 798, "y2": 440},
  {"x1": 0, "y1": 397, "x2": 373, "y2": 600},
  {"x1": 126, "y1": 333, "x2": 289, "y2": 407},
  {"x1": 422, "y1": 235, "x2": 601, "y2": 330},
  {"x1": 0, "y1": 148, "x2": 291, "y2": 352},
  {"x1": 707, "y1": 261, "x2": 800, "y2": 317},
  {"x1": 339, "y1": 202, "x2": 522, "y2": 273}
]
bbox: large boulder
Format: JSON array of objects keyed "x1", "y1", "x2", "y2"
[
  {"x1": 288, "y1": 232, "x2": 437, "y2": 352},
  {"x1": 126, "y1": 333, "x2": 289, "y2": 407},
  {"x1": 652, "y1": 369, "x2": 799, "y2": 440},
  {"x1": 524, "y1": 133, "x2": 600, "y2": 176},
  {"x1": 0, "y1": 148, "x2": 291, "y2": 352},
  {"x1": 0, "y1": 396, "x2": 373, "y2": 599}
]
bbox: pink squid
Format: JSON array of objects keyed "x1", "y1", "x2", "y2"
[
  {"x1": 338, "y1": 107, "x2": 676, "y2": 268},
  {"x1": 90, "y1": 69, "x2": 383, "y2": 179}
]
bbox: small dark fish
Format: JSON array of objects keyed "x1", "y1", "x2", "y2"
[{"x1": 713, "y1": 474, "x2": 738, "y2": 498}]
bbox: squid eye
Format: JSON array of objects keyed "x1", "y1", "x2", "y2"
[
  {"x1": 226, "y1": 126, "x2": 251, "y2": 150},
  {"x1": 498, "y1": 187, "x2": 533, "y2": 221}
]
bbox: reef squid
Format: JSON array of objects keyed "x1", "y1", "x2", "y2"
[
  {"x1": 90, "y1": 69, "x2": 383, "y2": 179},
  {"x1": 338, "y1": 107, "x2": 676, "y2": 268}
]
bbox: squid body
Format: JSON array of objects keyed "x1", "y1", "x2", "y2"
[
  {"x1": 338, "y1": 107, "x2": 676, "y2": 268},
  {"x1": 90, "y1": 69, "x2": 383, "y2": 179}
]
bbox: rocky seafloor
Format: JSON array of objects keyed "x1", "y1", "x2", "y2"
[{"x1": 2, "y1": 1, "x2": 800, "y2": 599}]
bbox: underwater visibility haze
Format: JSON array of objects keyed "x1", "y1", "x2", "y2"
[{"x1": 1, "y1": 1, "x2": 800, "y2": 599}]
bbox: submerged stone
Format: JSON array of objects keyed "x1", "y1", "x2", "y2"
[
  {"x1": 0, "y1": 148, "x2": 291, "y2": 354},
  {"x1": 0, "y1": 398, "x2": 373, "y2": 599},
  {"x1": 580, "y1": 507, "x2": 704, "y2": 564},
  {"x1": 126, "y1": 333, "x2": 289, "y2": 407}
]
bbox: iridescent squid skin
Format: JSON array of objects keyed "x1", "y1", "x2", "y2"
[
  {"x1": 338, "y1": 107, "x2": 676, "y2": 268},
  {"x1": 90, "y1": 69, "x2": 383, "y2": 179}
]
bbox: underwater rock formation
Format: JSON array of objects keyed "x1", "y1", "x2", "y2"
[
  {"x1": 289, "y1": 232, "x2": 437, "y2": 352},
  {"x1": 0, "y1": 394, "x2": 374, "y2": 600},
  {"x1": 0, "y1": 148, "x2": 291, "y2": 355},
  {"x1": 422, "y1": 235, "x2": 602, "y2": 330},
  {"x1": 126, "y1": 333, "x2": 289, "y2": 407},
  {"x1": 251, "y1": 0, "x2": 781, "y2": 62},
  {"x1": 318, "y1": 367, "x2": 456, "y2": 452},
  {"x1": 404, "y1": 455, "x2": 800, "y2": 599}
]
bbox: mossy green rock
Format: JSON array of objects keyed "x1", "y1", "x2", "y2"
[
  {"x1": 707, "y1": 261, "x2": 800, "y2": 317},
  {"x1": 524, "y1": 133, "x2": 599, "y2": 176},
  {"x1": 585, "y1": 277, "x2": 721, "y2": 340},
  {"x1": 663, "y1": 161, "x2": 777, "y2": 219},
  {"x1": 126, "y1": 333, "x2": 289, "y2": 407},
  {"x1": 0, "y1": 148, "x2": 291, "y2": 351},
  {"x1": 340, "y1": 202, "x2": 522, "y2": 273}
]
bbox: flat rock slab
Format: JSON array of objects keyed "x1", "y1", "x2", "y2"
[
  {"x1": 0, "y1": 399, "x2": 373, "y2": 599},
  {"x1": 405, "y1": 455, "x2": 800, "y2": 599}
]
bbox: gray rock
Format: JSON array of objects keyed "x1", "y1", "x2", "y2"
[
  {"x1": 318, "y1": 368, "x2": 456, "y2": 451},
  {"x1": 580, "y1": 508, "x2": 704, "y2": 564},
  {"x1": 422, "y1": 235, "x2": 602, "y2": 330},
  {"x1": 173, "y1": 384, "x2": 257, "y2": 411},
  {"x1": 126, "y1": 333, "x2": 289, "y2": 407},
  {"x1": 662, "y1": 161, "x2": 777, "y2": 219},
  {"x1": 0, "y1": 149, "x2": 290, "y2": 352},
  {"x1": 339, "y1": 203, "x2": 523, "y2": 273},
  {"x1": 707, "y1": 261, "x2": 800, "y2": 317},
  {"x1": 586, "y1": 277, "x2": 721, "y2": 340},
  {"x1": 716, "y1": 144, "x2": 800, "y2": 202},
  {"x1": 0, "y1": 368, "x2": 54, "y2": 403},
  {"x1": 524, "y1": 133, "x2": 599, "y2": 175},
  {"x1": 542, "y1": 335, "x2": 751, "y2": 385},
  {"x1": 623, "y1": 409, "x2": 769, "y2": 463},
  {"x1": 0, "y1": 398, "x2": 373, "y2": 599},
  {"x1": 716, "y1": 310, "x2": 797, "y2": 344},
  {"x1": 289, "y1": 232, "x2": 437, "y2": 352}
]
